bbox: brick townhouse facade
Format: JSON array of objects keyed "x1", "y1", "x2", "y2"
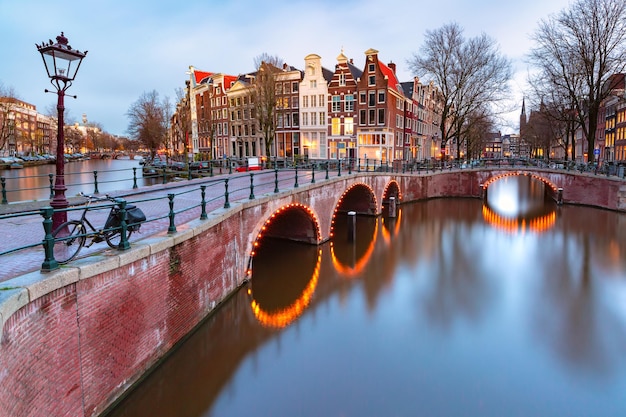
[{"x1": 183, "y1": 48, "x2": 444, "y2": 164}]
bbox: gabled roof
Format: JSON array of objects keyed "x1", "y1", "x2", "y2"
[
  {"x1": 347, "y1": 61, "x2": 362, "y2": 79},
  {"x1": 193, "y1": 70, "x2": 213, "y2": 85},
  {"x1": 400, "y1": 81, "x2": 414, "y2": 99},
  {"x1": 322, "y1": 67, "x2": 334, "y2": 83},
  {"x1": 379, "y1": 61, "x2": 404, "y2": 96}
]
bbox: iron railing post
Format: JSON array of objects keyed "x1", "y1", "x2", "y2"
[{"x1": 40, "y1": 207, "x2": 59, "y2": 272}]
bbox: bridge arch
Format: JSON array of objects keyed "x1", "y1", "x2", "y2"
[
  {"x1": 246, "y1": 202, "x2": 322, "y2": 277},
  {"x1": 483, "y1": 171, "x2": 559, "y2": 193},
  {"x1": 382, "y1": 179, "x2": 402, "y2": 204},
  {"x1": 329, "y1": 182, "x2": 377, "y2": 239}
]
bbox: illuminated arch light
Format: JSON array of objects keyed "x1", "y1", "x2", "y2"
[
  {"x1": 245, "y1": 203, "x2": 322, "y2": 277},
  {"x1": 382, "y1": 180, "x2": 403, "y2": 202},
  {"x1": 329, "y1": 182, "x2": 378, "y2": 239},
  {"x1": 482, "y1": 205, "x2": 556, "y2": 234},
  {"x1": 330, "y1": 220, "x2": 379, "y2": 278},
  {"x1": 483, "y1": 172, "x2": 559, "y2": 193},
  {"x1": 248, "y1": 249, "x2": 322, "y2": 328}
]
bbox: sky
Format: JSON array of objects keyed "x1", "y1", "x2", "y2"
[{"x1": 0, "y1": 0, "x2": 573, "y2": 137}]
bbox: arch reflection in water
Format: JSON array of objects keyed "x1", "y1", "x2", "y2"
[
  {"x1": 484, "y1": 174, "x2": 557, "y2": 233},
  {"x1": 248, "y1": 238, "x2": 321, "y2": 328},
  {"x1": 330, "y1": 213, "x2": 379, "y2": 278}
]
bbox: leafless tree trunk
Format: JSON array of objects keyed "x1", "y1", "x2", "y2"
[
  {"x1": 126, "y1": 90, "x2": 169, "y2": 160},
  {"x1": 252, "y1": 53, "x2": 283, "y2": 168},
  {"x1": 408, "y1": 22, "x2": 512, "y2": 159},
  {"x1": 528, "y1": 0, "x2": 626, "y2": 163},
  {"x1": 0, "y1": 84, "x2": 18, "y2": 154}
]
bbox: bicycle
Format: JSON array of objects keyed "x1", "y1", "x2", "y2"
[{"x1": 51, "y1": 193, "x2": 146, "y2": 264}]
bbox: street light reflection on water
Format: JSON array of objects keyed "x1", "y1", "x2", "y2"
[{"x1": 107, "y1": 175, "x2": 626, "y2": 417}]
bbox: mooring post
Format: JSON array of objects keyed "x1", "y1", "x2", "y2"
[
  {"x1": 557, "y1": 188, "x2": 563, "y2": 205},
  {"x1": 347, "y1": 211, "x2": 356, "y2": 242},
  {"x1": 389, "y1": 196, "x2": 396, "y2": 218}
]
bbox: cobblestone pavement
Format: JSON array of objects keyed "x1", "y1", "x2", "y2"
[{"x1": 0, "y1": 169, "x2": 315, "y2": 283}]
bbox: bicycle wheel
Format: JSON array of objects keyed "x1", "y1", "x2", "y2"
[
  {"x1": 52, "y1": 220, "x2": 86, "y2": 264},
  {"x1": 105, "y1": 228, "x2": 133, "y2": 249}
]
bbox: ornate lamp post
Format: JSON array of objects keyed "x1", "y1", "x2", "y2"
[{"x1": 36, "y1": 32, "x2": 87, "y2": 228}]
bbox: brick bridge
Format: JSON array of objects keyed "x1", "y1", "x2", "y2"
[{"x1": 1, "y1": 168, "x2": 625, "y2": 417}]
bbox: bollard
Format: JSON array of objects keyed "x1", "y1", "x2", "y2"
[
  {"x1": 389, "y1": 196, "x2": 396, "y2": 218},
  {"x1": 40, "y1": 207, "x2": 59, "y2": 272},
  {"x1": 347, "y1": 211, "x2": 356, "y2": 242},
  {"x1": 338, "y1": 158, "x2": 342, "y2": 177},
  {"x1": 162, "y1": 167, "x2": 167, "y2": 184},
  {"x1": 557, "y1": 188, "x2": 563, "y2": 205},
  {"x1": 325, "y1": 162, "x2": 329, "y2": 180},
  {"x1": 167, "y1": 193, "x2": 177, "y2": 233},
  {"x1": 274, "y1": 168, "x2": 279, "y2": 193},
  {"x1": 132, "y1": 167, "x2": 138, "y2": 189},
  {"x1": 480, "y1": 184, "x2": 486, "y2": 201},
  {"x1": 311, "y1": 163, "x2": 316, "y2": 183},
  {"x1": 294, "y1": 165, "x2": 299, "y2": 188}
]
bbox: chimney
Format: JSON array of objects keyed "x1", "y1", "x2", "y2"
[
  {"x1": 349, "y1": 59, "x2": 353, "y2": 64},
  {"x1": 388, "y1": 62, "x2": 396, "y2": 73}
]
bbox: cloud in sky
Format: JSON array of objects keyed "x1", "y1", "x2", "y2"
[{"x1": 0, "y1": 0, "x2": 571, "y2": 136}]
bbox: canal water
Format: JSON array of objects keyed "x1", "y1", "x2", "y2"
[
  {"x1": 106, "y1": 175, "x2": 626, "y2": 417},
  {"x1": 0, "y1": 158, "x2": 157, "y2": 202}
]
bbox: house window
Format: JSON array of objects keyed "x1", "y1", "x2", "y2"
[
  {"x1": 359, "y1": 91, "x2": 366, "y2": 104},
  {"x1": 368, "y1": 75, "x2": 376, "y2": 86},
  {"x1": 319, "y1": 94, "x2": 325, "y2": 106},
  {"x1": 378, "y1": 90, "x2": 386, "y2": 103},
  {"x1": 369, "y1": 63, "x2": 375, "y2": 72},
  {"x1": 292, "y1": 82, "x2": 299, "y2": 92},
  {"x1": 284, "y1": 82, "x2": 291, "y2": 93},
  {"x1": 303, "y1": 113, "x2": 309, "y2": 126},
  {"x1": 303, "y1": 96, "x2": 308, "y2": 108},
  {"x1": 369, "y1": 91, "x2": 376, "y2": 107},
  {"x1": 345, "y1": 94, "x2": 354, "y2": 112},
  {"x1": 292, "y1": 112, "x2": 299, "y2": 126},
  {"x1": 359, "y1": 110, "x2": 366, "y2": 125},
  {"x1": 339, "y1": 73, "x2": 346, "y2": 86},
  {"x1": 319, "y1": 112, "x2": 325, "y2": 125},
  {"x1": 311, "y1": 95, "x2": 317, "y2": 107},
  {"x1": 276, "y1": 83, "x2": 283, "y2": 94},
  {"x1": 369, "y1": 109, "x2": 376, "y2": 125},
  {"x1": 292, "y1": 96, "x2": 299, "y2": 108},
  {"x1": 332, "y1": 117, "x2": 341, "y2": 135},
  {"x1": 332, "y1": 96, "x2": 341, "y2": 112},
  {"x1": 378, "y1": 109, "x2": 386, "y2": 125},
  {"x1": 310, "y1": 80, "x2": 317, "y2": 88},
  {"x1": 345, "y1": 117, "x2": 354, "y2": 135},
  {"x1": 311, "y1": 112, "x2": 317, "y2": 125}
]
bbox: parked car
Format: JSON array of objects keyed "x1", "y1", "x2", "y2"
[{"x1": 190, "y1": 161, "x2": 210, "y2": 170}]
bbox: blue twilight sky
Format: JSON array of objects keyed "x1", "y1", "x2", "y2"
[{"x1": 0, "y1": 0, "x2": 572, "y2": 137}]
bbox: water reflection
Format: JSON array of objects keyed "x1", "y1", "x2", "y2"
[
  {"x1": 248, "y1": 239, "x2": 321, "y2": 328},
  {"x1": 107, "y1": 193, "x2": 626, "y2": 416},
  {"x1": 484, "y1": 175, "x2": 558, "y2": 233}
]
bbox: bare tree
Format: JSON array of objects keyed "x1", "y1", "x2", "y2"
[
  {"x1": 173, "y1": 85, "x2": 191, "y2": 160},
  {"x1": 464, "y1": 107, "x2": 496, "y2": 160},
  {"x1": 408, "y1": 22, "x2": 513, "y2": 160},
  {"x1": 528, "y1": 0, "x2": 626, "y2": 163},
  {"x1": 0, "y1": 84, "x2": 18, "y2": 154},
  {"x1": 252, "y1": 53, "x2": 283, "y2": 167},
  {"x1": 126, "y1": 90, "x2": 169, "y2": 159}
]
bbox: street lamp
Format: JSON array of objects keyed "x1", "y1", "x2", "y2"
[{"x1": 36, "y1": 32, "x2": 87, "y2": 228}]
